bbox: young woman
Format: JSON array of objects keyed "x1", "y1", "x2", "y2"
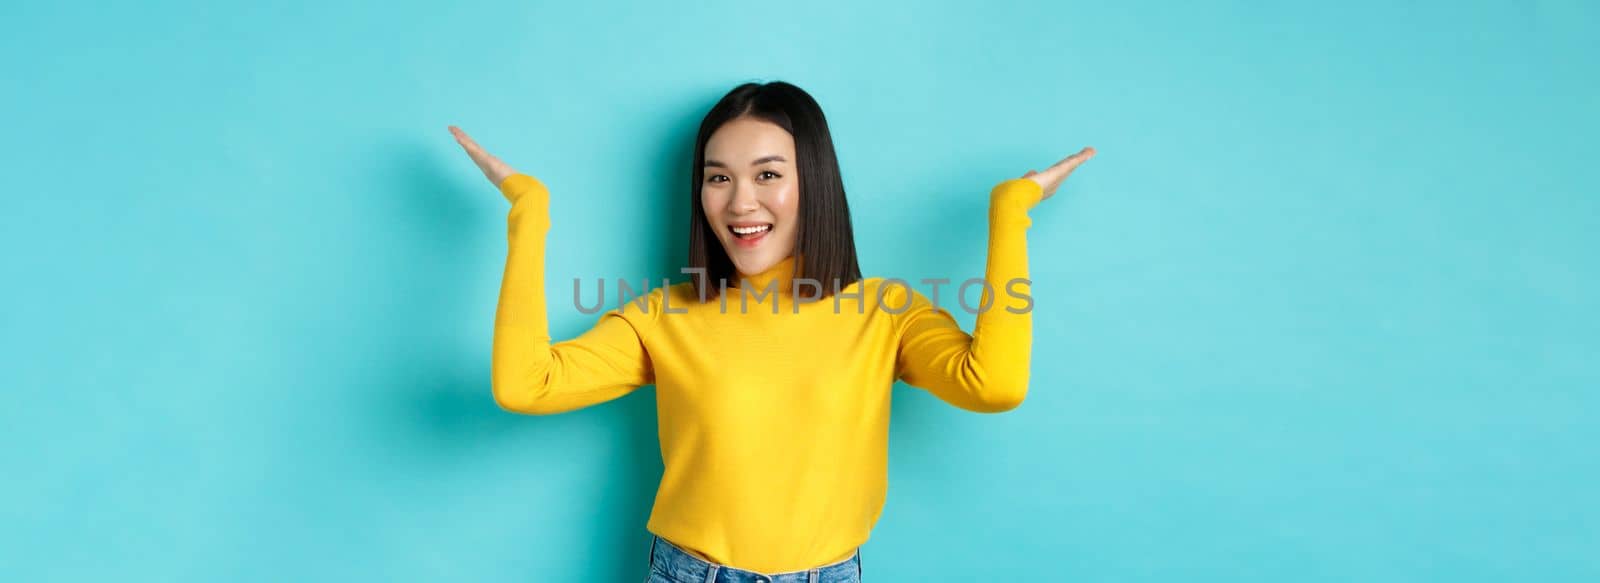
[{"x1": 450, "y1": 81, "x2": 1093, "y2": 582}]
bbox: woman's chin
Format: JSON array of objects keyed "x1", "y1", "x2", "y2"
[
  {"x1": 729, "y1": 253, "x2": 774, "y2": 276},
  {"x1": 731, "y1": 258, "x2": 763, "y2": 276}
]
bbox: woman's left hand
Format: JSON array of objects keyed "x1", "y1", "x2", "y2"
[{"x1": 1021, "y1": 146, "x2": 1095, "y2": 201}]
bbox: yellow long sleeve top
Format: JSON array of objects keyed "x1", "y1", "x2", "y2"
[{"x1": 491, "y1": 173, "x2": 1042, "y2": 574}]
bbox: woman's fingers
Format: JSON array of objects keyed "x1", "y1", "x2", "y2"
[
  {"x1": 1036, "y1": 146, "x2": 1095, "y2": 201},
  {"x1": 449, "y1": 126, "x2": 498, "y2": 164},
  {"x1": 448, "y1": 125, "x2": 516, "y2": 187},
  {"x1": 449, "y1": 125, "x2": 487, "y2": 156},
  {"x1": 1046, "y1": 147, "x2": 1095, "y2": 180}
]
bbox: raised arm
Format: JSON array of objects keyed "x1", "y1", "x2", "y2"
[
  {"x1": 452, "y1": 126, "x2": 655, "y2": 415},
  {"x1": 895, "y1": 147, "x2": 1094, "y2": 413}
]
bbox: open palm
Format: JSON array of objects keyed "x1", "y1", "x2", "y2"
[
  {"x1": 1021, "y1": 146, "x2": 1095, "y2": 201},
  {"x1": 448, "y1": 125, "x2": 518, "y2": 187}
]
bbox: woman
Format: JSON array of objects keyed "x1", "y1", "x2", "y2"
[{"x1": 450, "y1": 81, "x2": 1092, "y2": 582}]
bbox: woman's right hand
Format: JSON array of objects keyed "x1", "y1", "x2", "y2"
[{"x1": 448, "y1": 125, "x2": 518, "y2": 187}]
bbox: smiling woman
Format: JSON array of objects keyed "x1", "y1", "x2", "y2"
[
  {"x1": 689, "y1": 83, "x2": 863, "y2": 302},
  {"x1": 701, "y1": 122, "x2": 800, "y2": 269},
  {"x1": 451, "y1": 80, "x2": 1092, "y2": 581}
]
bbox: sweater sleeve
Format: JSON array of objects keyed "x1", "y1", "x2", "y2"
[
  {"x1": 491, "y1": 174, "x2": 656, "y2": 415},
  {"x1": 893, "y1": 178, "x2": 1043, "y2": 413}
]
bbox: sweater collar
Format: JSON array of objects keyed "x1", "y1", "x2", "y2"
[{"x1": 736, "y1": 254, "x2": 798, "y2": 297}]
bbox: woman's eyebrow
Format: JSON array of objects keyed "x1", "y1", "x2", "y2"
[{"x1": 704, "y1": 155, "x2": 787, "y2": 168}]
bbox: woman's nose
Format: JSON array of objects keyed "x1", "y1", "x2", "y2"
[{"x1": 728, "y1": 184, "x2": 760, "y2": 213}]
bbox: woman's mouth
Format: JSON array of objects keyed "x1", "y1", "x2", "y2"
[{"x1": 729, "y1": 223, "x2": 772, "y2": 248}]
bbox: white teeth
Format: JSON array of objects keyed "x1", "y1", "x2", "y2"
[{"x1": 732, "y1": 224, "x2": 772, "y2": 235}]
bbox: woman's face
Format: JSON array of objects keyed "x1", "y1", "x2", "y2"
[{"x1": 701, "y1": 116, "x2": 800, "y2": 276}]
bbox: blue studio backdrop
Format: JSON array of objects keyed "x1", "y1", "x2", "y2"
[{"x1": 2, "y1": 1, "x2": 1596, "y2": 581}]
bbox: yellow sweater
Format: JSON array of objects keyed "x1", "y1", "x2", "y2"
[{"x1": 491, "y1": 173, "x2": 1042, "y2": 573}]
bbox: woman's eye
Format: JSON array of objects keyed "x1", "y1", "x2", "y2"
[{"x1": 706, "y1": 172, "x2": 778, "y2": 183}]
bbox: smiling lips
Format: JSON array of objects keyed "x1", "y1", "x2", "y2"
[{"x1": 729, "y1": 223, "x2": 773, "y2": 248}]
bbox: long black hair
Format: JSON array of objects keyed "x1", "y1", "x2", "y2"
[{"x1": 686, "y1": 81, "x2": 863, "y2": 301}]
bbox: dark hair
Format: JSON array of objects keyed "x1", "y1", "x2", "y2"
[{"x1": 686, "y1": 80, "x2": 862, "y2": 301}]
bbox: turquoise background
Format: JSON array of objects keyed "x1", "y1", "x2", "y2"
[{"x1": 3, "y1": 0, "x2": 1596, "y2": 580}]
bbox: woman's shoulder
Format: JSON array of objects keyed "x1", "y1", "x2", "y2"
[
  {"x1": 850, "y1": 275, "x2": 939, "y2": 309},
  {"x1": 604, "y1": 281, "x2": 695, "y2": 321},
  {"x1": 659, "y1": 281, "x2": 700, "y2": 307}
]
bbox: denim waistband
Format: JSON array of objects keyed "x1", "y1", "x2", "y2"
[{"x1": 647, "y1": 535, "x2": 862, "y2": 583}]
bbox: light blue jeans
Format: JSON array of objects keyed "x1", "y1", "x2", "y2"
[{"x1": 645, "y1": 535, "x2": 863, "y2": 583}]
